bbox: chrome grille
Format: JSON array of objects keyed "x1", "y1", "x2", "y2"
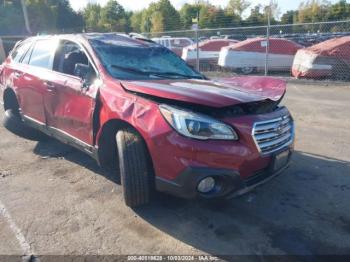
[{"x1": 253, "y1": 115, "x2": 294, "y2": 154}]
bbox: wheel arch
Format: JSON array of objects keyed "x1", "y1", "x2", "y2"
[
  {"x1": 3, "y1": 87, "x2": 19, "y2": 112},
  {"x1": 96, "y1": 118, "x2": 154, "y2": 173}
]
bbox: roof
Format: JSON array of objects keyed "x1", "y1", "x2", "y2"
[
  {"x1": 304, "y1": 36, "x2": 350, "y2": 58},
  {"x1": 186, "y1": 39, "x2": 238, "y2": 51},
  {"x1": 223, "y1": 37, "x2": 302, "y2": 55},
  {"x1": 18, "y1": 33, "x2": 157, "y2": 48},
  {"x1": 227, "y1": 37, "x2": 300, "y2": 48},
  {"x1": 83, "y1": 33, "x2": 158, "y2": 48}
]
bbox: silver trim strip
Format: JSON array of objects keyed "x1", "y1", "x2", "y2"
[
  {"x1": 23, "y1": 114, "x2": 93, "y2": 152},
  {"x1": 22, "y1": 114, "x2": 45, "y2": 126},
  {"x1": 252, "y1": 115, "x2": 295, "y2": 155},
  {"x1": 259, "y1": 133, "x2": 292, "y2": 149},
  {"x1": 255, "y1": 125, "x2": 292, "y2": 141}
]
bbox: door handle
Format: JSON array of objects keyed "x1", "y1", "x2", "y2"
[
  {"x1": 13, "y1": 72, "x2": 23, "y2": 78},
  {"x1": 44, "y1": 81, "x2": 56, "y2": 91}
]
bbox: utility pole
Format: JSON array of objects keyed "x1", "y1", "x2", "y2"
[{"x1": 20, "y1": 0, "x2": 32, "y2": 35}]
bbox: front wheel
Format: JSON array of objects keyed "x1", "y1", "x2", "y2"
[{"x1": 116, "y1": 127, "x2": 153, "y2": 207}]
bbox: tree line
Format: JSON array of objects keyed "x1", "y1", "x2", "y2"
[
  {"x1": 0, "y1": 0, "x2": 83, "y2": 35},
  {"x1": 1, "y1": 0, "x2": 350, "y2": 35}
]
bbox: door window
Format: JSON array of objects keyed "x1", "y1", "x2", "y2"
[
  {"x1": 29, "y1": 40, "x2": 56, "y2": 69},
  {"x1": 53, "y1": 40, "x2": 96, "y2": 81}
]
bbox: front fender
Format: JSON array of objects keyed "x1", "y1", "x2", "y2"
[{"x1": 96, "y1": 82, "x2": 170, "y2": 147}]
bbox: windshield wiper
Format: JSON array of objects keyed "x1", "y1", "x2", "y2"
[
  {"x1": 150, "y1": 71, "x2": 204, "y2": 79},
  {"x1": 110, "y1": 65, "x2": 204, "y2": 79}
]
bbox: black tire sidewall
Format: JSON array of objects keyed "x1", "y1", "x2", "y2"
[
  {"x1": 3, "y1": 109, "x2": 47, "y2": 141},
  {"x1": 116, "y1": 128, "x2": 152, "y2": 207}
]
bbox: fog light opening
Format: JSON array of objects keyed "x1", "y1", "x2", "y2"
[{"x1": 197, "y1": 177, "x2": 216, "y2": 194}]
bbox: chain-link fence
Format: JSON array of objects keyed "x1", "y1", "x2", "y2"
[
  {"x1": 2, "y1": 20, "x2": 350, "y2": 81},
  {"x1": 143, "y1": 20, "x2": 350, "y2": 81}
]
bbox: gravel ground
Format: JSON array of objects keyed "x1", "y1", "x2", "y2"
[{"x1": 0, "y1": 81, "x2": 349, "y2": 258}]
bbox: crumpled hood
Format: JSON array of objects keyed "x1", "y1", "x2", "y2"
[{"x1": 121, "y1": 76, "x2": 286, "y2": 108}]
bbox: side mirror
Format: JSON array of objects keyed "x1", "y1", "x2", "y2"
[{"x1": 74, "y1": 63, "x2": 90, "y2": 81}]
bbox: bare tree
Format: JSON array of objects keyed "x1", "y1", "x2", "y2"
[
  {"x1": 268, "y1": 0, "x2": 281, "y2": 20},
  {"x1": 227, "y1": 0, "x2": 251, "y2": 17}
]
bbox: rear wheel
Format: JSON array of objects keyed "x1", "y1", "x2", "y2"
[
  {"x1": 116, "y1": 127, "x2": 153, "y2": 207},
  {"x1": 2, "y1": 109, "x2": 47, "y2": 141}
]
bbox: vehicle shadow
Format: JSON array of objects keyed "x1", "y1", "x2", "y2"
[
  {"x1": 33, "y1": 139, "x2": 350, "y2": 256},
  {"x1": 134, "y1": 152, "x2": 350, "y2": 256},
  {"x1": 33, "y1": 138, "x2": 120, "y2": 184}
]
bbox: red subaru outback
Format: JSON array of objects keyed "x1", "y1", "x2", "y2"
[{"x1": 0, "y1": 34, "x2": 294, "y2": 207}]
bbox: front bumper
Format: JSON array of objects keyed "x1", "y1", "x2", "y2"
[{"x1": 155, "y1": 147, "x2": 293, "y2": 199}]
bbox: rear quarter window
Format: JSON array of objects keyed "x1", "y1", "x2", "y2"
[
  {"x1": 21, "y1": 45, "x2": 33, "y2": 64},
  {"x1": 11, "y1": 41, "x2": 32, "y2": 63}
]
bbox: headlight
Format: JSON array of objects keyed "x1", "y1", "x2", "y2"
[{"x1": 159, "y1": 104, "x2": 238, "y2": 140}]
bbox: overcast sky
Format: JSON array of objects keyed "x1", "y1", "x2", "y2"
[{"x1": 69, "y1": 0, "x2": 339, "y2": 16}]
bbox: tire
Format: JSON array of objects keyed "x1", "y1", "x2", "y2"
[
  {"x1": 239, "y1": 66, "x2": 255, "y2": 75},
  {"x1": 116, "y1": 127, "x2": 152, "y2": 207},
  {"x1": 2, "y1": 109, "x2": 47, "y2": 141}
]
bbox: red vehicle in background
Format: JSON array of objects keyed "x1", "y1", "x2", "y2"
[
  {"x1": 0, "y1": 33, "x2": 294, "y2": 207},
  {"x1": 151, "y1": 36, "x2": 194, "y2": 56},
  {"x1": 219, "y1": 38, "x2": 303, "y2": 74},
  {"x1": 292, "y1": 36, "x2": 350, "y2": 80},
  {"x1": 182, "y1": 39, "x2": 238, "y2": 69}
]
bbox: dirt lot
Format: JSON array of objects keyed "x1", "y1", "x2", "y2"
[{"x1": 0, "y1": 81, "x2": 349, "y2": 258}]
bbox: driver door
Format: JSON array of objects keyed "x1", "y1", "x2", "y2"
[{"x1": 43, "y1": 40, "x2": 99, "y2": 146}]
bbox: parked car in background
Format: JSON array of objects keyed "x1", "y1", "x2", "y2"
[
  {"x1": 152, "y1": 36, "x2": 194, "y2": 56},
  {"x1": 210, "y1": 36, "x2": 221, "y2": 40},
  {"x1": 224, "y1": 34, "x2": 247, "y2": 41},
  {"x1": 198, "y1": 36, "x2": 209, "y2": 42},
  {"x1": 218, "y1": 35, "x2": 246, "y2": 41},
  {"x1": 219, "y1": 38, "x2": 303, "y2": 74},
  {"x1": 1, "y1": 33, "x2": 294, "y2": 207},
  {"x1": 182, "y1": 39, "x2": 238, "y2": 70},
  {"x1": 292, "y1": 36, "x2": 350, "y2": 80}
]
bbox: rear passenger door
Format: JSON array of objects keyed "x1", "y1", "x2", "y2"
[
  {"x1": 44, "y1": 40, "x2": 98, "y2": 146},
  {"x1": 13, "y1": 39, "x2": 55, "y2": 125}
]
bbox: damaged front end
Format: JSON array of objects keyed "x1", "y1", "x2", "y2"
[
  {"x1": 120, "y1": 76, "x2": 287, "y2": 118},
  {"x1": 99, "y1": 75, "x2": 293, "y2": 200}
]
